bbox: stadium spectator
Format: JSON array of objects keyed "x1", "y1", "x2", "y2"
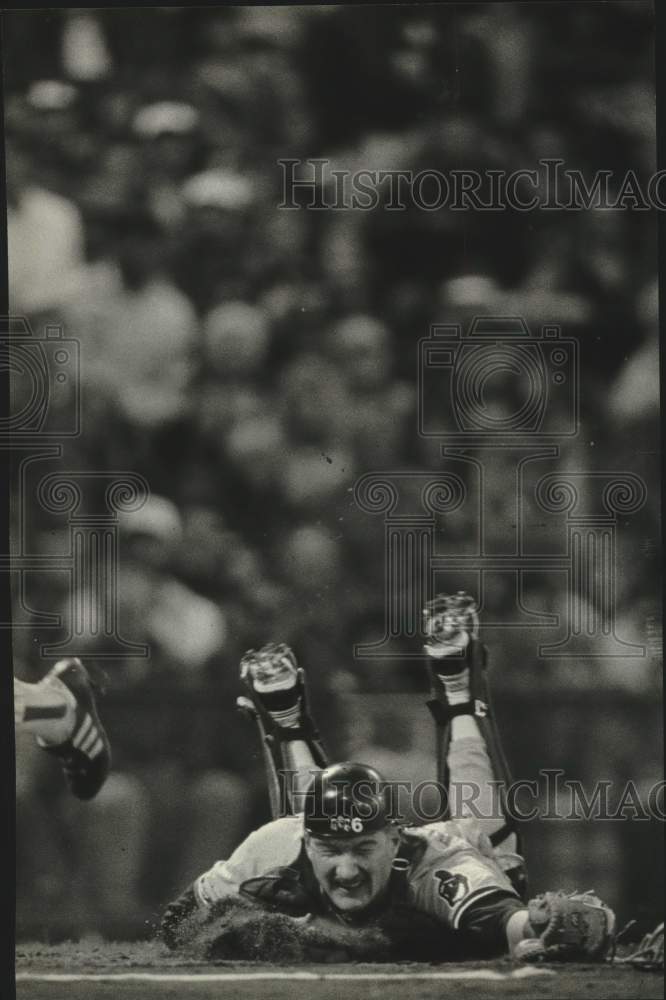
[{"x1": 6, "y1": 132, "x2": 85, "y2": 316}]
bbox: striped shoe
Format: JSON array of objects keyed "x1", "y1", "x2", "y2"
[
  {"x1": 239, "y1": 642, "x2": 302, "y2": 727},
  {"x1": 40, "y1": 657, "x2": 111, "y2": 800}
]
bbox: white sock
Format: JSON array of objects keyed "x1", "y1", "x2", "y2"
[
  {"x1": 14, "y1": 676, "x2": 77, "y2": 745},
  {"x1": 451, "y1": 713, "x2": 481, "y2": 740},
  {"x1": 438, "y1": 666, "x2": 471, "y2": 706},
  {"x1": 267, "y1": 702, "x2": 302, "y2": 729}
]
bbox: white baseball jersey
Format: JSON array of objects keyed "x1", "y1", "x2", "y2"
[{"x1": 194, "y1": 815, "x2": 521, "y2": 933}]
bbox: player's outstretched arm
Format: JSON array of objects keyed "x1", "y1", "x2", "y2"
[
  {"x1": 159, "y1": 815, "x2": 304, "y2": 947},
  {"x1": 505, "y1": 908, "x2": 533, "y2": 957}
]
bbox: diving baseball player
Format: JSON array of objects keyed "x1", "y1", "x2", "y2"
[{"x1": 160, "y1": 593, "x2": 614, "y2": 963}]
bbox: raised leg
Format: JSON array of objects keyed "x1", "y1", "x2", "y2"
[
  {"x1": 237, "y1": 643, "x2": 328, "y2": 817},
  {"x1": 423, "y1": 593, "x2": 521, "y2": 853}
]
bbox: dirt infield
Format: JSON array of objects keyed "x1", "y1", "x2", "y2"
[{"x1": 13, "y1": 942, "x2": 664, "y2": 1000}]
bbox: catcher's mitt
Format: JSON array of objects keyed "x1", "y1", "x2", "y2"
[{"x1": 515, "y1": 890, "x2": 615, "y2": 962}]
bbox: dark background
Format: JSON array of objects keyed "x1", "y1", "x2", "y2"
[{"x1": 4, "y1": 4, "x2": 662, "y2": 941}]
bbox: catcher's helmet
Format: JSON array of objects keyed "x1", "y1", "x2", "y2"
[{"x1": 303, "y1": 762, "x2": 391, "y2": 838}]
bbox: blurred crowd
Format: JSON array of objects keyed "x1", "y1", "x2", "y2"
[{"x1": 6, "y1": 5, "x2": 661, "y2": 938}]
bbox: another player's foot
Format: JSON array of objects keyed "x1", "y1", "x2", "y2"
[
  {"x1": 239, "y1": 642, "x2": 303, "y2": 728},
  {"x1": 39, "y1": 657, "x2": 111, "y2": 800}
]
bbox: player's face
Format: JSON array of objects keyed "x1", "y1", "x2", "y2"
[{"x1": 304, "y1": 829, "x2": 400, "y2": 914}]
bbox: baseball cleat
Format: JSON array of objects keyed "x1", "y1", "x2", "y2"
[
  {"x1": 39, "y1": 657, "x2": 111, "y2": 800},
  {"x1": 422, "y1": 592, "x2": 490, "y2": 717},
  {"x1": 238, "y1": 643, "x2": 329, "y2": 778},
  {"x1": 239, "y1": 642, "x2": 306, "y2": 731},
  {"x1": 240, "y1": 642, "x2": 299, "y2": 697},
  {"x1": 423, "y1": 591, "x2": 479, "y2": 662}
]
